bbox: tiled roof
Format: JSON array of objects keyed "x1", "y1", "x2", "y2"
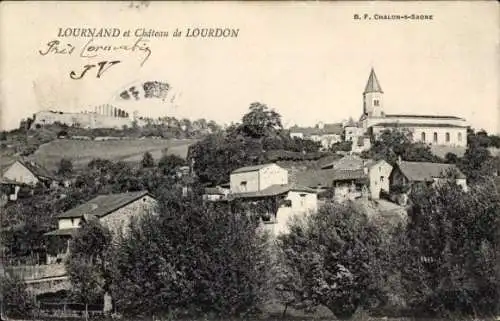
[
  {"x1": 384, "y1": 114, "x2": 465, "y2": 120},
  {"x1": 295, "y1": 167, "x2": 370, "y2": 188},
  {"x1": 231, "y1": 163, "x2": 277, "y2": 174},
  {"x1": 18, "y1": 160, "x2": 55, "y2": 180},
  {"x1": 364, "y1": 68, "x2": 383, "y2": 94},
  {"x1": 372, "y1": 122, "x2": 467, "y2": 128},
  {"x1": 330, "y1": 169, "x2": 368, "y2": 182},
  {"x1": 230, "y1": 184, "x2": 317, "y2": 199},
  {"x1": 295, "y1": 169, "x2": 338, "y2": 188},
  {"x1": 57, "y1": 191, "x2": 152, "y2": 219},
  {"x1": 398, "y1": 161, "x2": 466, "y2": 182}
]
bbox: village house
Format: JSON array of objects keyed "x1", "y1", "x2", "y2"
[
  {"x1": 230, "y1": 163, "x2": 288, "y2": 193},
  {"x1": 289, "y1": 122, "x2": 343, "y2": 150},
  {"x1": 2, "y1": 160, "x2": 57, "y2": 188},
  {"x1": 0, "y1": 177, "x2": 26, "y2": 202},
  {"x1": 297, "y1": 155, "x2": 393, "y2": 202},
  {"x1": 44, "y1": 190, "x2": 157, "y2": 264},
  {"x1": 390, "y1": 160, "x2": 467, "y2": 192},
  {"x1": 204, "y1": 163, "x2": 318, "y2": 235}
]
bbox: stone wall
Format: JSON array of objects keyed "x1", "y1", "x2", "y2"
[{"x1": 99, "y1": 195, "x2": 157, "y2": 236}]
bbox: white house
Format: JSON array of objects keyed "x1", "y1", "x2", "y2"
[
  {"x1": 229, "y1": 163, "x2": 317, "y2": 235},
  {"x1": 44, "y1": 191, "x2": 157, "y2": 264},
  {"x1": 230, "y1": 163, "x2": 288, "y2": 193},
  {"x1": 230, "y1": 184, "x2": 318, "y2": 236},
  {"x1": 2, "y1": 160, "x2": 56, "y2": 187}
]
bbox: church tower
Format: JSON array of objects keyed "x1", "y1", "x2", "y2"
[{"x1": 363, "y1": 68, "x2": 384, "y2": 117}]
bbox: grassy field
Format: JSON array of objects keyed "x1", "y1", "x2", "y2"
[{"x1": 27, "y1": 138, "x2": 196, "y2": 172}]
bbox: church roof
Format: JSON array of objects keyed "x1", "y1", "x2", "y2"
[
  {"x1": 372, "y1": 122, "x2": 468, "y2": 128},
  {"x1": 385, "y1": 114, "x2": 465, "y2": 120},
  {"x1": 364, "y1": 68, "x2": 383, "y2": 94}
]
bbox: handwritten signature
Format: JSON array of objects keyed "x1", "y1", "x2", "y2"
[{"x1": 39, "y1": 37, "x2": 152, "y2": 67}]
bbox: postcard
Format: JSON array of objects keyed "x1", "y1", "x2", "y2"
[{"x1": 0, "y1": 1, "x2": 498, "y2": 320}]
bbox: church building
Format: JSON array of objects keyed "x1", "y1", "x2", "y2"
[{"x1": 352, "y1": 69, "x2": 468, "y2": 149}]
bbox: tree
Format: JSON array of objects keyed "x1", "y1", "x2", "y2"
[
  {"x1": 362, "y1": 129, "x2": 441, "y2": 165},
  {"x1": 158, "y1": 154, "x2": 186, "y2": 176},
  {"x1": 240, "y1": 102, "x2": 282, "y2": 139},
  {"x1": 444, "y1": 152, "x2": 458, "y2": 164},
  {"x1": 458, "y1": 142, "x2": 498, "y2": 183},
  {"x1": 57, "y1": 158, "x2": 73, "y2": 177},
  {"x1": 66, "y1": 218, "x2": 113, "y2": 319},
  {"x1": 111, "y1": 192, "x2": 272, "y2": 317},
  {"x1": 276, "y1": 203, "x2": 389, "y2": 319},
  {"x1": 141, "y1": 151, "x2": 155, "y2": 168},
  {"x1": 401, "y1": 180, "x2": 500, "y2": 316}
]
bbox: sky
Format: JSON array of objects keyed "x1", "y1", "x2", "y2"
[{"x1": 0, "y1": 1, "x2": 499, "y2": 133}]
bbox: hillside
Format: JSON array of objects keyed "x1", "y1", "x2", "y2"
[{"x1": 26, "y1": 138, "x2": 196, "y2": 172}]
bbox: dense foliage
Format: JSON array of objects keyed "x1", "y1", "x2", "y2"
[
  {"x1": 276, "y1": 203, "x2": 393, "y2": 319},
  {"x1": 189, "y1": 103, "x2": 322, "y2": 185},
  {"x1": 66, "y1": 219, "x2": 113, "y2": 307},
  {"x1": 0, "y1": 274, "x2": 35, "y2": 318},
  {"x1": 109, "y1": 192, "x2": 272, "y2": 317},
  {"x1": 401, "y1": 180, "x2": 500, "y2": 317},
  {"x1": 362, "y1": 129, "x2": 442, "y2": 165}
]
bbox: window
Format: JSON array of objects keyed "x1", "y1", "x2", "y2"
[
  {"x1": 433, "y1": 132, "x2": 438, "y2": 143},
  {"x1": 458, "y1": 132, "x2": 462, "y2": 141},
  {"x1": 374, "y1": 99, "x2": 379, "y2": 106},
  {"x1": 445, "y1": 132, "x2": 450, "y2": 142},
  {"x1": 240, "y1": 181, "x2": 247, "y2": 191},
  {"x1": 299, "y1": 194, "x2": 306, "y2": 206},
  {"x1": 380, "y1": 176, "x2": 384, "y2": 182},
  {"x1": 421, "y1": 132, "x2": 426, "y2": 142}
]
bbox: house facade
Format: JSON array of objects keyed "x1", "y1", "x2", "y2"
[
  {"x1": 2, "y1": 160, "x2": 55, "y2": 187},
  {"x1": 297, "y1": 156, "x2": 392, "y2": 202},
  {"x1": 230, "y1": 163, "x2": 288, "y2": 193},
  {"x1": 44, "y1": 191, "x2": 157, "y2": 264},
  {"x1": 230, "y1": 184, "x2": 318, "y2": 236},
  {"x1": 205, "y1": 163, "x2": 318, "y2": 235}
]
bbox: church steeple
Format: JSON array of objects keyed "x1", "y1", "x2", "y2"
[
  {"x1": 364, "y1": 68, "x2": 383, "y2": 94},
  {"x1": 363, "y1": 68, "x2": 384, "y2": 117}
]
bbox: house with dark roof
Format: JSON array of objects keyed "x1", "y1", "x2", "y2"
[
  {"x1": 44, "y1": 191, "x2": 157, "y2": 264},
  {"x1": 390, "y1": 160, "x2": 467, "y2": 191},
  {"x1": 290, "y1": 122, "x2": 344, "y2": 150},
  {"x1": 297, "y1": 158, "x2": 393, "y2": 202},
  {"x1": 2, "y1": 160, "x2": 57, "y2": 187}
]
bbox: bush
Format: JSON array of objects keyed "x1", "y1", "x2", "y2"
[{"x1": 0, "y1": 274, "x2": 35, "y2": 318}]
